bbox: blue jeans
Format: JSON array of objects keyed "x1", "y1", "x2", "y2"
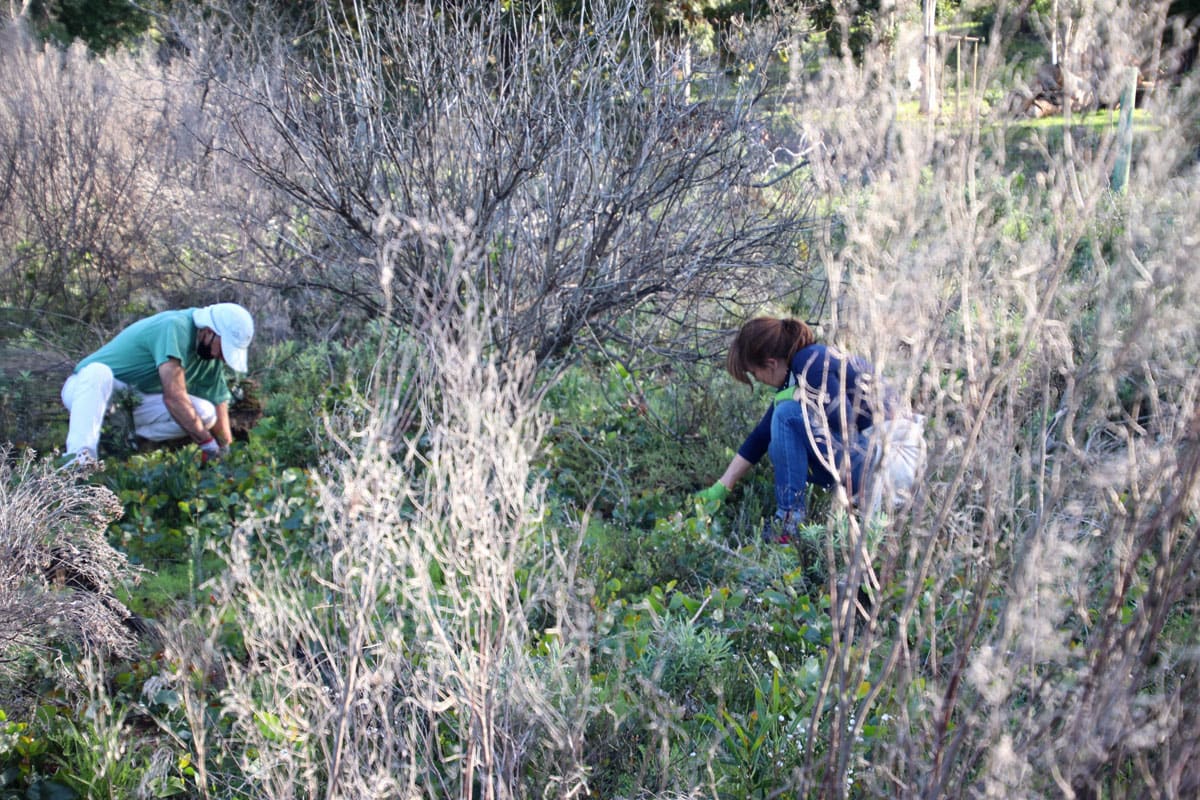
[{"x1": 768, "y1": 400, "x2": 868, "y2": 520}]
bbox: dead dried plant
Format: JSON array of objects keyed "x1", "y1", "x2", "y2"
[
  {"x1": 0, "y1": 448, "x2": 139, "y2": 675},
  {"x1": 170, "y1": 0, "x2": 819, "y2": 364}
]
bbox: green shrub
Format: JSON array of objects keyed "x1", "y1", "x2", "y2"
[
  {"x1": 251, "y1": 322, "x2": 415, "y2": 467},
  {"x1": 0, "y1": 655, "x2": 195, "y2": 800},
  {"x1": 98, "y1": 442, "x2": 317, "y2": 614},
  {"x1": 542, "y1": 355, "x2": 766, "y2": 529}
]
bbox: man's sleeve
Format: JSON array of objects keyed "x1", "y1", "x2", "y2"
[
  {"x1": 150, "y1": 317, "x2": 190, "y2": 368},
  {"x1": 210, "y1": 372, "x2": 232, "y2": 406}
]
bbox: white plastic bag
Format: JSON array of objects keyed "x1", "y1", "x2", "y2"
[{"x1": 863, "y1": 413, "x2": 927, "y2": 514}]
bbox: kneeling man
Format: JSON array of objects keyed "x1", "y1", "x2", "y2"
[{"x1": 61, "y1": 303, "x2": 254, "y2": 464}]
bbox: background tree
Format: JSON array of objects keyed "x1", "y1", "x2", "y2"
[
  {"x1": 171, "y1": 0, "x2": 820, "y2": 367},
  {"x1": 16, "y1": 0, "x2": 153, "y2": 51}
]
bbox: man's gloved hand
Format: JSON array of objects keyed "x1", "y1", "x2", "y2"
[
  {"x1": 695, "y1": 481, "x2": 730, "y2": 505},
  {"x1": 198, "y1": 437, "x2": 223, "y2": 463},
  {"x1": 774, "y1": 386, "x2": 797, "y2": 406}
]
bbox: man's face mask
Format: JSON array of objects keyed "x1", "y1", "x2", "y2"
[{"x1": 197, "y1": 332, "x2": 219, "y2": 361}]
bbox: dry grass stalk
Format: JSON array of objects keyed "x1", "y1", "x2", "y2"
[
  {"x1": 167, "y1": 217, "x2": 592, "y2": 800},
  {"x1": 771, "y1": 2, "x2": 1200, "y2": 797}
]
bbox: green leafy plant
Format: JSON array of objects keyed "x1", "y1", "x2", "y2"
[
  {"x1": 99, "y1": 442, "x2": 316, "y2": 619},
  {"x1": 702, "y1": 655, "x2": 821, "y2": 797}
]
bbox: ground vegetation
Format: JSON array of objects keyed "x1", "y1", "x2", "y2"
[{"x1": 1, "y1": 1, "x2": 1199, "y2": 798}]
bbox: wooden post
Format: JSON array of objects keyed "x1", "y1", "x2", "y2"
[
  {"x1": 920, "y1": 0, "x2": 938, "y2": 116},
  {"x1": 946, "y1": 35, "x2": 982, "y2": 124},
  {"x1": 682, "y1": 40, "x2": 692, "y2": 105},
  {"x1": 1111, "y1": 66, "x2": 1139, "y2": 193},
  {"x1": 1051, "y1": 0, "x2": 1059, "y2": 65},
  {"x1": 955, "y1": 38, "x2": 962, "y2": 122},
  {"x1": 972, "y1": 38, "x2": 979, "y2": 120}
]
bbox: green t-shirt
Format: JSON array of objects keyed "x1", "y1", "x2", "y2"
[{"x1": 75, "y1": 309, "x2": 232, "y2": 405}]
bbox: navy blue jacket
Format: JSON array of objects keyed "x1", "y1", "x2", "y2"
[{"x1": 737, "y1": 344, "x2": 895, "y2": 465}]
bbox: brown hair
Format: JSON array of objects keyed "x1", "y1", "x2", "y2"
[{"x1": 725, "y1": 317, "x2": 816, "y2": 385}]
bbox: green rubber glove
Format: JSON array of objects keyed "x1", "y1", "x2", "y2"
[
  {"x1": 696, "y1": 481, "x2": 730, "y2": 504},
  {"x1": 774, "y1": 386, "x2": 796, "y2": 406}
]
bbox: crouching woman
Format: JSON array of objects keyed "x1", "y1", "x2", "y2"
[{"x1": 697, "y1": 317, "x2": 923, "y2": 540}]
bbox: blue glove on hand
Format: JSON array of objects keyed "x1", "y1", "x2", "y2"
[{"x1": 198, "y1": 437, "x2": 223, "y2": 463}]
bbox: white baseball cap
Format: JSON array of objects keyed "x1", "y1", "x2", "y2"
[{"x1": 193, "y1": 303, "x2": 254, "y2": 373}]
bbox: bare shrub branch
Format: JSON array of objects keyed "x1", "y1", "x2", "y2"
[
  {"x1": 0, "y1": 18, "x2": 293, "y2": 335},
  {"x1": 182, "y1": 0, "x2": 818, "y2": 365},
  {"x1": 0, "y1": 28, "x2": 180, "y2": 320}
]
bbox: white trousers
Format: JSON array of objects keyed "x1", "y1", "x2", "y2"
[{"x1": 61, "y1": 362, "x2": 216, "y2": 456}]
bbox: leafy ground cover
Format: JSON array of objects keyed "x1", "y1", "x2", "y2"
[
  {"x1": 6, "y1": 323, "x2": 1192, "y2": 798},
  {"x1": 0, "y1": 343, "x2": 867, "y2": 797}
]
